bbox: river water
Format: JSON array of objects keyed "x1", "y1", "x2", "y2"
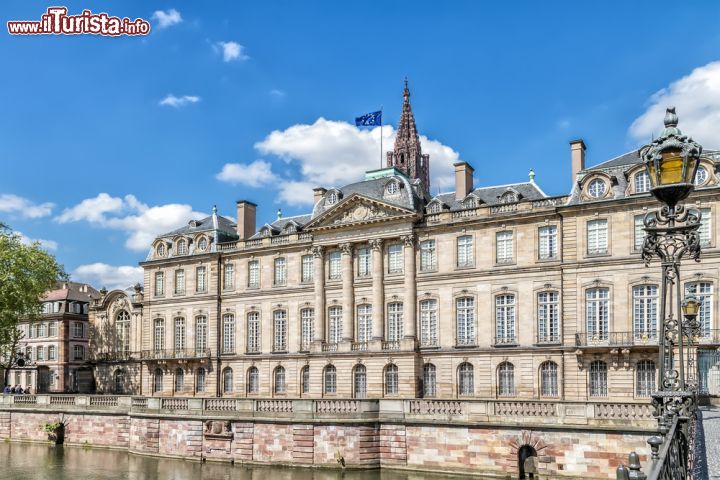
[{"x1": 0, "y1": 443, "x2": 484, "y2": 480}]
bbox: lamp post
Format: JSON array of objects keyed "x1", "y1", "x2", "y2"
[{"x1": 640, "y1": 106, "x2": 703, "y2": 421}]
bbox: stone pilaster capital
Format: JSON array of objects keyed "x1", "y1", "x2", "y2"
[
  {"x1": 339, "y1": 243, "x2": 353, "y2": 255},
  {"x1": 311, "y1": 245, "x2": 324, "y2": 258},
  {"x1": 401, "y1": 234, "x2": 416, "y2": 248},
  {"x1": 369, "y1": 238, "x2": 384, "y2": 251}
]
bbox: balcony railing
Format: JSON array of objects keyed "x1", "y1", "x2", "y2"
[
  {"x1": 351, "y1": 342, "x2": 368, "y2": 351},
  {"x1": 322, "y1": 343, "x2": 338, "y2": 353},
  {"x1": 382, "y1": 340, "x2": 400, "y2": 351},
  {"x1": 575, "y1": 332, "x2": 659, "y2": 347},
  {"x1": 139, "y1": 348, "x2": 212, "y2": 360},
  {"x1": 536, "y1": 334, "x2": 561, "y2": 345},
  {"x1": 494, "y1": 336, "x2": 518, "y2": 347}
]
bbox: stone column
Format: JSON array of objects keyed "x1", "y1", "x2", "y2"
[
  {"x1": 340, "y1": 243, "x2": 354, "y2": 344},
  {"x1": 401, "y1": 234, "x2": 417, "y2": 342},
  {"x1": 311, "y1": 246, "x2": 325, "y2": 351},
  {"x1": 370, "y1": 238, "x2": 384, "y2": 344}
]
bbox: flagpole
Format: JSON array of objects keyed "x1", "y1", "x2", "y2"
[{"x1": 380, "y1": 105, "x2": 383, "y2": 168}]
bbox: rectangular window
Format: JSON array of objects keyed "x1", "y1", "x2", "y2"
[
  {"x1": 73, "y1": 345, "x2": 84, "y2": 361},
  {"x1": 356, "y1": 305, "x2": 372, "y2": 343},
  {"x1": 301, "y1": 255, "x2": 314, "y2": 283},
  {"x1": 387, "y1": 302, "x2": 404, "y2": 342},
  {"x1": 537, "y1": 292, "x2": 559, "y2": 343},
  {"x1": 420, "y1": 240, "x2": 437, "y2": 271},
  {"x1": 48, "y1": 321, "x2": 57, "y2": 337},
  {"x1": 699, "y1": 208, "x2": 712, "y2": 246},
  {"x1": 248, "y1": 261, "x2": 260, "y2": 288},
  {"x1": 154, "y1": 319, "x2": 165, "y2": 352},
  {"x1": 274, "y1": 257, "x2": 287, "y2": 286},
  {"x1": 73, "y1": 322, "x2": 84, "y2": 338},
  {"x1": 48, "y1": 346, "x2": 56, "y2": 360},
  {"x1": 196, "y1": 266, "x2": 207, "y2": 293},
  {"x1": 587, "y1": 219, "x2": 608, "y2": 255},
  {"x1": 328, "y1": 306, "x2": 342, "y2": 344},
  {"x1": 633, "y1": 285, "x2": 658, "y2": 340},
  {"x1": 36, "y1": 346, "x2": 44, "y2": 361},
  {"x1": 634, "y1": 215, "x2": 646, "y2": 251},
  {"x1": 495, "y1": 295, "x2": 516, "y2": 344},
  {"x1": 273, "y1": 311, "x2": 287, "y2": 351},
  {"x1": 456, "y1": 297, "x2": 476, "y2": 346},
  {"x1": 300, "y1": 309, "x2": 314, "y2": 351},
  {"x1": 174, "y1": 317, "x2": 186, "y2": 351},
  {"x1": 586, "y1": 288, "x2": 610, "y2": 341},
  {"x1": 357, "y1": 247, "x2": 371, "y2": 277},
  {"x1": 388, "y1": 244, "x2": 403, "y2": 274},
  {"x1": 223, "y1": 314, "x2": 236, "y2": 354},
  {"x1": 195, "y1": 316, "x2": 207, "y2": 354},
  {"x1": 496, "y1": 231, "x2": 514, "y2": 264},
  {"x1": 155, "y1": 272, "x2": 165, "y2": 296},
  {"x1": 223, "y1": 263, "x2": 234, "y2": 290},
  {"x1": 42, "y1": 303, "x2": 51, "y2": 314},
  {"x1": 539, "y1": 225, "x2": 558, "y2": 259},
  {"x1": 420, "y1": 299, "x2": 438, "y2": 347},
  {"x1": 174, "y1": 269, "x2": 185, "y2": 294},
  {"x1": 328, "y1": 251, "x2": 342, "y2": 280},
  {"x1": 246, "y1": 312, "x2": 260, "y2": 353},
  {"x1": 457, "y1": 235, "x2": 474, "y2": 267}
]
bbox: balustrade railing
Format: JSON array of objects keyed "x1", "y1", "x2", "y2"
[
  {"x1": 351, "y1": 342, "x2": 368, "y2": 351},
  {"x1": 408, "y1": 400, "x2": 463, "y2": 416},
  {"x1": 381, "y1": 341, "x2": 400, "y2": 351},
  {"x1": 161, "y1": 398, "x2": 189, "y2": 410},
  {"x1": 14, "y1": 395, "x2": 37, "y2": 405},
  {"x1": 494, "y1": 336, "x2": 518, "y2": 347},
  {"x1": 256, "y1": 399, "x2": 293, "y2": 413},
  {"x1": 594, "y1": 402, "x2": 655, "y2": 420},
  {"x1": 494, "y1": 401, "x2": 556, "y2": 417},
  {"x1": 205, "y1": 398, "x2": 237, "y2": 412},
  {"x1": 322, "y1": 343, "x2": 338, "y2": 353},
  {"x1": 89, "y1": 396, "x2": 118, "y2": 407},
  {"x1": 575, "y1": 331, "x2": 659, "y2": 347},
  {"x1": 315, "y1": 400, "x2": 359, "y2": 414},
  {"x1": 131, "y1": 397, "x2": 148, "y2": 409},
  {"x1": 49, "y1": 396, "x2": 75, "y2": 405},
  {"x1": 139, "y1": 348, "x2": 212, "y2": 360}
]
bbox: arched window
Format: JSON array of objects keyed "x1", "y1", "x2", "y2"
[
  {"x1": 695, "y1": 165, "x2": 709, "y2": 186},
  {"x1": 635, "y1": 171, "x2": 650, "y2": 193},
  {"x1": 387, "y1": 302, "x2": 404, "y2": 342},
  {"x1": 273, "y1": 310, "x2": 287, "y2": 352},
  {"x1": 274, "y1": 366, "x2": 286, "y2": 394},
  {"x1": 176, "y1": 239, "x2": 187, "y2": 255},
  {"x1": 589, "y1": 360, "x2": 608, "y2": 397},
  {"x1": 633, "y1": 285, "x2": 658, "y2": 340},
  {"x1": 301, "y1": 366, "x2": 310, "y2": 395},
  {"x1": 324, "y1": 365, "x2": 337, "y2": 395},
  {"x1": 174, "y1": 368, "x2": 184, "y2": 392},
  {"x1": 223, "y1": 314, "x2": 236, "y2": 354},
  {"x1": 500, "y1": 191, "x2": 517, "y2": 204},
  {"x1": 456, "y1": 297, "x2": 475, "y2": 346},
  {"x1": 458, "y1": 362, "x2": 474, "y2": 396},
  {"x1": 196, "y1": 367, "x2": 206, "y2": 393},
  {"x1": 385, "y1": 364, "x2": 398, "y2": 395},
  {"x1": 495, "y1": 294, "x2": 516, "y2": 344},
  {"x1": 353, "y1": 364, "x2": 367, "y2": 399},
  {"x1": 246, "y1": 367, "x2": 259, "y2": 394},
  {"x1": 174, "y1": 317, "x2": 185, "y2": 352},
  {"x1": 427, "y1": 202, "x2": 441, "y2": 214},
  {"x1": 195, "y1": 316, "x2": 207, "y2": 354},
  {"x1": 153, "y1": 318, "x2": 165, "y2": 352},
  {"x1": 116, "y1": 310, "x2": 130, "y2": 354},
  {"x1": 223, "y1": 367, "x2": 233, "y2": 394},
  {"x1": 197, "y1": 236, "x2": 208, "y2": 251},
  {"x1": 587, "y1": 178, "x2": 607, "y2": 198},
  {"x1": 356, "y1": 304, "x2": 373, "y2": 343},
  {"x1": 497, "y1": 362, "x2": 515, "y2": 397},
  {"x1": 153, "y1": 368, "x2": 163, "y2": 394},
  {"x1": 636, "y1": 360, "x2": 656, "y2": 397},
  {"x1": 246, "y1": 312, "x2": 260, "y2": 353},
  {"x1": 540, "y1": 361, "x2": 559, "y2": 397},
  {"x1": 156, "y1": 243, "x2": 166, "y2": 257},
  {"x1": 300, "y1": 309, "x2": 314, "y2": 352},
  {"x1": 423, "y1": 364, "x2": 436, "y2": 397},
  {"x1": 327, "y1": 192, "x2": 338, "y2": 205},
  {"x1": 114, "y1": 369, "x2": 125, "y2": 394},
  {"x1": 586, "y1": 288, "x2": 610, "y2": 341}
]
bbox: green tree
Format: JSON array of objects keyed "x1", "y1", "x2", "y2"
[{"x1": 0, "y1": 223, "x2": 66, "y2": 387}]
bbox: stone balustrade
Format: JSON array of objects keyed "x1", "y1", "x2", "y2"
[{"x1": 0, "y1": 394, "x2": 655, "y2": 428}]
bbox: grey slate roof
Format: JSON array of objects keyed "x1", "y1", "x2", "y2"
[
  {"x1": 165, "y1": 215, "x2": 239, "y2": 243},
  {"x1": 430, "y1": 181, "x2": 548, "y2": 211}
]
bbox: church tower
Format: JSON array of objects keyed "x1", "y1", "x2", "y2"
[{"x1": 386, "y1": 80, "x2": 430, "y2": 193}]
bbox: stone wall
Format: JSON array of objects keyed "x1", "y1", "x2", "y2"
[{"x1": 0, "y1": 408, "x2": 650, "y2": 479}]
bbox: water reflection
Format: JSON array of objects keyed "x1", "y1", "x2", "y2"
[{"x1": 0, "y1": 443, "x2": 482, "y2": 480}]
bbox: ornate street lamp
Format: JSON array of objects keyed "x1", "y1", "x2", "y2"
[{"x1": 640, "y1": 107, "x2": 703, "y2": 413}]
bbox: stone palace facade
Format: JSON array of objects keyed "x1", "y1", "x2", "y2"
[{"x1": 89, "y1": 84, "x2": 720, "y2": 402}]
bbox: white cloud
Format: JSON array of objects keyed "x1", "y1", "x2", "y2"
[
  {"x1": 630, "y1": 61, "x2": 720, "y2": 147},
  {"x1": 152, "y1": 9, "x2": 182, "y2": 29},
  {"x1": 216, "y1": 41, "x2": 249, "y2": 62},
  {"x1": 269, "y1": 89, "x2": 286, "y2": 98},
  {"x1": 72, "y1": 263, "x2": 143, "y2": 291},
  {"x1": 16, "y1": 232, "x2": 58, "y2": 251},
  {"x1": 251, "y1": 118, "x2": 462, "y2": 205},
  {"x1": 215, "y1": 160, "x2": 277, "y2": 187},
  {"x1": 0, "y1": 194, "x2": 54, "y2": 218},
  {"x1": 56, "y1": 194, "x2": 205, "y2": 251},
  {"x1": 159, "y1": 94, "x2": 200, "y2": 108}
]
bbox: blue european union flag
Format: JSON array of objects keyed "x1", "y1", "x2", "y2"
[{"x1": 355, "y1": 110, "x2": 382, "y2": 127}]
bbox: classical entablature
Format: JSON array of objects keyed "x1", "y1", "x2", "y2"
[{"x1": 303, "y1": 194, "x2": 418, "y2": 232}]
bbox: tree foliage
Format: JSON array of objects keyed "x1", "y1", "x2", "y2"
[{"x1": 0, "y1": 223, "x2": 66, "y2": 385}]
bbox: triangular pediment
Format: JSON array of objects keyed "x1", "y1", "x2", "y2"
[{"x1": 305, "y1": 194, "x2": 418, "y2": 231}]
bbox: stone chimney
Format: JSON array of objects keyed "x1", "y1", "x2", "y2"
[
  {"x1": 570, "y1": 139, "x2": 586, "y2": 182},
  {"x1": 313, "y1": 187, "x2": 327, "y2": 206},
  {"x1": 236, "y1": 201, "x2": 257, "y2": 240},
  {"x1": 454, "y1": 162, "x2": 474, "y2": 200}
]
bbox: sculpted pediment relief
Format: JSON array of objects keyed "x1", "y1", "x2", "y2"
[{"x1": 306, "y1": 195, "x2": 416, "y2": 231}]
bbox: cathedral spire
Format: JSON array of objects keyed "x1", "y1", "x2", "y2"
[{"x1": 387, "y1": 79, "x2": 430, "y2": 193}]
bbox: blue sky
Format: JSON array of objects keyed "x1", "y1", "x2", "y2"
[{"x1": 2, "y1": 1, "x2": 720, "y2": 289}]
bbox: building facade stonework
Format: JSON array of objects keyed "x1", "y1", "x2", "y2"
[{"x1": 90, "y1": 86, "x2": 720, "y2": 404}]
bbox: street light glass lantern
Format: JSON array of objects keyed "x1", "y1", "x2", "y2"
[{"x1": 681, "y1": 295, "x2": 700, "y2": 318}]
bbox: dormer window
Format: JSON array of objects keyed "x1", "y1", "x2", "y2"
[
  {"x1": 197, "y1": 237, "x2": 208, "y2": 251},
  {"x1": 587, "y1": 178, "x2": 607, "y2": 198},
  {"x1": 327, "y1": 192, "x2": 338, "y2": 205},
  {"x1": 694, "y1": 166, "x2": 709, "y2": 186},
  {"x1": 463, "y1": 197, "x2": 477, "y2": 209},
  {"x1": 500, "y1": 192, "x2": 518, "y2": 204},
  {"x1": 386, "y1": 181, "x2": 399, "y2": 195},
  {"x1": 283, "y1": 223, "x2": 296, "y2": 234},
  {"x1": 177, "y1": 239, "x2": 187, "y2": 255},
  {"x1": 634, "y1": 171, "x2": 650, "y2": 194},
  {"x1": 261, "y1": 227, "x2": 272, "y2": 237},
  {"x1": 156, "y1": 243, "x2": 166, "y2": 257},
  {"x1": 427, "y1": 202, "x2": 442, "y2": 214}
]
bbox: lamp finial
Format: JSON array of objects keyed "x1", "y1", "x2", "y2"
[{"x1": 661, "y1": 107, "x2": 681, "y2": 137}]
